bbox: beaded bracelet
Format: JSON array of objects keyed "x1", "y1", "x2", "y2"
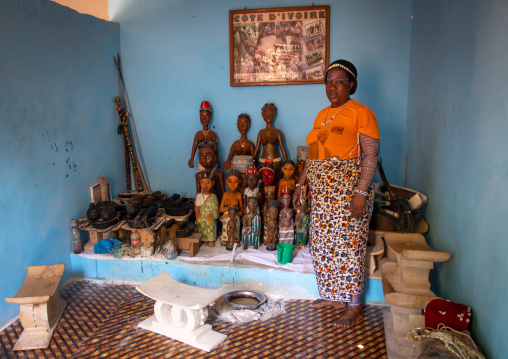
[
  {"x1": 354, "y1": 188, "x2": 369, "y2": 196},
  {"x1": 296, "y1": 183, "x2": 305, "y2": 188}
]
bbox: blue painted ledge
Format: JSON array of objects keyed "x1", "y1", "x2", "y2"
[{"x1": 70, "y1": 254, "x2": 385, "y2": 304}]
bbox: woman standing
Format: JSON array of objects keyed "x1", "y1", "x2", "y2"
[{"x1": 293, "y1": 60, "x2": 380, "y2": 328}]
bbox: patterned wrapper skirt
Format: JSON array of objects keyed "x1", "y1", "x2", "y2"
[{"x1": 306, "y1": 158, "x2": 374, "y2": 302}]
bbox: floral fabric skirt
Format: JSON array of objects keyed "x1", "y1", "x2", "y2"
[{"x1": 306, "y1": 158, "x2": 374, "y2": 302}]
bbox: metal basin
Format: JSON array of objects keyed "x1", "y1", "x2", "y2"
[{"x1": 223, "y1": 290, "x2": 266, "y2": 310}]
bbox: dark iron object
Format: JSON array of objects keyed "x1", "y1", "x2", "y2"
[
  {"x1": 176, "y1": 221, "x2": 196, "y2": 238},
  {"x1": 90, "y1": 212, "x2": 120, "y2": 230},
  {"x1": 86, "y1": 203, "x2": 100, "y2": 222}
]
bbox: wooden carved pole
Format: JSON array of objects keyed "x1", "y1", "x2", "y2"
[{"x1": 115, "y1": 96, "x2": 144, "y2": 192}]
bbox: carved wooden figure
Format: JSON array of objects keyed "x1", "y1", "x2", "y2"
[
  {"x1": 223, "y1": 114, "x2": 256, "y2": 170},
  {"x1": 266, "y1": 200, "x2": 280, "y2": 251},
  {"x1": 189, "y1": 101, "x2": 219, "y2": 169},
  {"x1": 195, "y1": 171, "x2": 219, "y2": 247},
  {"x1": 253, "y1": 103, "x2": 288, "y2": 174},
  {"x1": 195, "y1": 141, "x2": 225, "y2": 197},
  {"x1": 278, "y1": 187, "x2": 295, "y2": 244}
]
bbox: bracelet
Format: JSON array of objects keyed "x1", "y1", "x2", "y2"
[
  {"x1": 296, "y1": 183, "x2": 305, "y2": 188},
  {"x1": 354, "y1": 188, "x2": 369, "y2": 196}
]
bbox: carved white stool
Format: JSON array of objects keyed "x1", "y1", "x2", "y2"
[
  {"x1": 5, "y1": 264, "x2": 67, "y2": 351},
  {"x1": 136, "y1": 272, "x2": 227, "y2": 352}
]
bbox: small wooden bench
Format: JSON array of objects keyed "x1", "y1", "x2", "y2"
[{"x1": 5, "y1": 264, "x2": 67, "y2": 351}]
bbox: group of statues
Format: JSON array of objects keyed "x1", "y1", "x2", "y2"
[{"x1": 190, "y1": 101, "x2": 310, "y2": 252}]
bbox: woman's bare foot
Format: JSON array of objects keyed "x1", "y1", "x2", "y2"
[
  {"x1": 334, "y1": 304, "x2": 363, "y2": 328},
  {"x1": 310, "y1": 299, "x2": 346, "y2": 309},
  {"x1": 207, "y1": 241, "x2": 215, "y2": 247}
]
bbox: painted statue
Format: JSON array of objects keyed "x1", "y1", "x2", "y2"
[
  {"x1": 278, "y1": 187, "x2": 295, "y2": 244},
  {"x1": 195, "y1": 171, "x2": 219, "y2": 247},
  {"x1": 294, "y1": 196, "x2": 310, "y2": 249},
  {"x1": 188, "y1": 101, "x2": 219, "y2": 169},
  {"x1": 243, "y1": 165, "x2": 261, "y2": 214},
  {"x1": 195, "y1": 141, "x2": 225, "y2": 198},
  {"x1": 241, "y1": 197, "x2": 261, "y2": 250},
  {"x1": 277, "y1": 159, "x2": 297, "y2": 200},
  {"x1": 219, "y1": 170, "x2": 243, "y2": 246}
]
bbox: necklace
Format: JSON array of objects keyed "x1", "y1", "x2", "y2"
[
  {"x1": 202, "y1": 129, "x2": 209, "y2": 140},
  {"x1": 240, "y1": 139, "x2": 246, "y2": 148},
  {"x1": 320, "y1": 100, "x2": 350, "y2": 126}
]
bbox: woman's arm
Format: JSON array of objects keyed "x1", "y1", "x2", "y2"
[
  {"x1": 350, "y1": 133, "x2": 380, "y2": 218},
  {"x1": 357, "y1": 134, "x2": 380, "y2": 193}
]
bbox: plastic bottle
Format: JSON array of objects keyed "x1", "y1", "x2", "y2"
[
  {"x1": 71, "y1": 225, "x2": 83, "y2": 254},
  {"x1": 130, "y1": 229, "x2": 141, "y2": 256}
]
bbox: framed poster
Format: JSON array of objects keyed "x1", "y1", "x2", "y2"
[{"x1": 229, "y1": 5, "x2": 330, "y2": 87}]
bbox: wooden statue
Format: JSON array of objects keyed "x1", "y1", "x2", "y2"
[
  {"x1": 259, "y1": 163, "x2": 276, "y2": 206},
  {"x1": 241, "y1": 197, "x2": 261, "y2": 250},
  {"x1": 262, "y1": 185, "x2": 276, "y2": 245},
  {"x1": 253, "y1": 103, "x2": 288, "y2": 174},
  {"x1": 219, "y1": 170, "x2": 243, "y2": 246},
  {"x1": 266, "y1": 200, "x2": 279, "y2": 251},
  {"x1": 226, "y1": 207, "x2": 240, "y2": 251},
  {"x1": 243, "y1": 165, "x2": 261, "y2": 214},
  {"x1": 195, "y1": 141, "x2": 225, "y2": 197},
  {"x1": 223, "y1": 114, "x2": 256, "y2": 170},
  {"x1": 195, "y1": 171, "x2": 219, "y2": 247},
  {"x1": 294, "y1": 196, "x2": 310, "y2": 249},
  {"x1": 278, "y1": 187, "x2": 295, "y2": 244},
  {"x1": 188, "y1": 101, "x2": 219, "y2": 169},
  {"x1": 277, "y1": 159, "x2": 296, "y2": 200}
]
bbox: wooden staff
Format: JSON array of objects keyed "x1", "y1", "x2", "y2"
[
  {"x1": 115, "y1": 96, "x2": 144, "y2": 192},
  {"x1": 114, "y1": 54, "x2": 150, "y2": 191},
  {"x1": 116, "y1": 99, "x2": 131, "y2": 190}
]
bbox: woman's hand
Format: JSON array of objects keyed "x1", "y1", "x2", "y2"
[
  {"x1": 350, "y1": 193, "x2": 367, "y2": 219},
  {"x1": 293, "y1": 186, "x2": 303, "y2": 211}
]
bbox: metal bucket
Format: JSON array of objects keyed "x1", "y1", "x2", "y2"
[{"x1": 223, "y1": 290, "x2": 266, "y2": 310}]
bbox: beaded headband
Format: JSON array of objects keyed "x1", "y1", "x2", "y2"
[{"x1": 326, "y1": 63, "x2": 356, "y2": 79}]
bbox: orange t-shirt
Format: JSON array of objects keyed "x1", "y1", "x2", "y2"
[{"x1": 306, "y1": 99, "x2": 380, "y2": 160}]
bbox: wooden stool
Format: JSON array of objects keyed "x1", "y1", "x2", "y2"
[
  {"x1": 136, "y1": 272, "x2": 227, "y2": 352},
  {"x1": 5, "y1": 264, "x2": 67, "y2": 351}
]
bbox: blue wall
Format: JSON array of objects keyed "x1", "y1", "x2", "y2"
[
  {"x1": 407, "y1": 1, "x2": 508, "y2": 357},
  {"x1": 0, "y1": 0, "x2": 122, "y2": 326},
  {"x1": 108, "y1": 0, "x2": 413, "y2": 195}
]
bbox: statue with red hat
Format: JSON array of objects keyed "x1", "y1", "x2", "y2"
[{"x1": 188, "y1": 101, "x2": 220, "y2": 169}]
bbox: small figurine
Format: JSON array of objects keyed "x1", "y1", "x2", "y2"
[
  {"x1": 278, "y1": 187, "x2": 295, "y2": 244},
  {"x1": 253, "y1": 103, "x2": 289, "y2": 175},
  {"x1": 219, "y1": 197, "x2": 240, "y2": 246},
  {"x1": 243, "y1": 165, "x2": 261, "y2": 214},
  {"x1": 223, "y1": 114, "x2": 256, "y2": 170},
  {"x1": 220, "y1": 170, "x2": 244, "y2": 214},
  {"x1": 241, "y1": 197, "x2": 261, "y2": 250},
  {"x1": 262, "y1": 185, "x2": 276, "y2": 244},
  {"x1": 294, "y1": 196, "x2": 310, "y2": 249},
  {"x1": 195, "y1": 171, "x2": 219, "y2": 247},
  {"x1": 266, "y1": 200, "x2": 279, "y2": 251},
  {"x1": 195, "y1": 141, "x2": 225, "y2": 197},
  {"x1": 188, "y1": 101, "x2": 219, "y2": 169},
  {"x1": 277, "y1": 159, "x2": 296, "y2": 200},
  {"x1": 226, "y1": 207, "x2": 240, "y2": 251}
]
